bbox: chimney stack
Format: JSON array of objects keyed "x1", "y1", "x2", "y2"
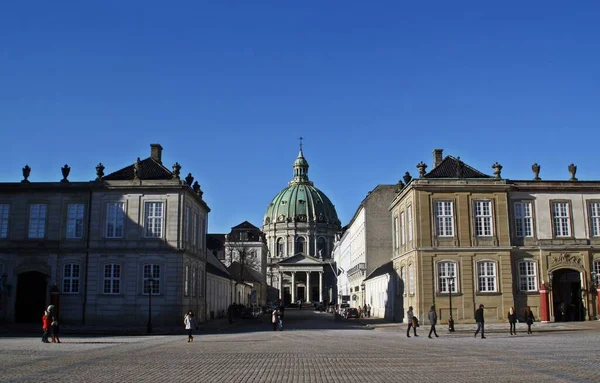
[
  {"x1": 150, "y1": 144, "x2": 163, "y2": 163},
  {"x1": 433, "y1": 149, "x2": 443, "y2": 168}
]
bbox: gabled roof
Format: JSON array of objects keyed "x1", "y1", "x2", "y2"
[
  {"x1": 276, "y1": 253, "x2": 323, "y2": 265},
  {"x1": 206, "y1": 252, "x2": 231, "y2": 279},
  {"x1": 103, "y1": 157, "x2": 173, "y2": 180},
  {"x1": 424, "y1": 156, "x2": 492, "y2": 179},
  {"x1": 227, "y1": 261, "x2": 263, "y2": 283},
  {"x1": 231, "y1": 221, "x2": 260, "y2": 231},
  {"x1": 364, "y1": 261, "x2": 395, "y2": 282}
]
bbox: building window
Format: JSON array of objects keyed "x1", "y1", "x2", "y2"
[
  {"x1": 393, "y1": 216, "x2": 399, "y2": 249},
  {"x1": 193, "y1": 213, "x2": 198, "y2": 246},
  {"x1": 66, "y1": 203, "x2": 85, "y2": 239},
  {"x1": 185, "y1": 206, "x2": 191, "y2": 242},
  {"x1": 400, "y1": 266, "x2": 406, "y2": 296},
  {"x1": 477, "y1": 261, "x2": 497, "y2": 292},
  {"x1": 28, "y1": 204, "x2": 47, "y2": 239},
  {"x1": 184, "y1": 265, "x2": 190, "y2": 297},
  {"x1": 143, "y1": 264, "x2": 160, "y2": 295},
  {"x1": 514, "y1": 202, "x2": 533, "y2": 238},
  {"x1": 103, "y1": 264, "x2": 121, "y2": 294},
  {"x1": 63, "y1": 264, "x2": 80, "y2": 294},
  {"x1": 518, "y1": 261, "x2": 537, "y2": 292},
  {"x1": 438, "y1": 261, "x2": 457, "y2": 293},
  {"x1": 145, "y1": 202, "x2": 164, "y2": 238},
  {"x1": 192, "y1": 267, "x2": 197, "y2": 297},
  {"x1": 474, "y1": 200, "x2": 493, "y2": 237},
  {"x1": 434, "y1": 201, "x2": 454, "y2": 237},
  {"x1": 0, "y1": 204, "x2": 9, "y2": 238},
  {"x1": 589, "y1": 202, "x2": 600, "y2": 237},
  {"x1": 400, "y1": 212, "x2": 406, "y2": 245},
  {"x1": 295, "y1": 236, "x2": 305, "y2": 254},
  {"x1": 199, "y1": 216, "x2": 205, "y2": 248},
  {"x1": 317, "y1": 237, "x2": 326, "y2": 257},
  {"x1": 277, "y1": 238, "x2": 284, "y2": 257},
  {"x1": 407, "y1": 205, "x2": 413, "y2": 242},
  {"x1": 408, "y1": 263, "x2": 415, "y2": 295},
  {"x1": 552, "y1": 202, "x2": 571, "y2": 237},
  {"x1": 198, "y1": 268, "x2": 204, "y2": 297},
  {"x1": 593, "y1": 259, "x2": 600, "y2": 276},
  {"x1": 106, "y1": 203, "x2": 125, "y2": 238}
]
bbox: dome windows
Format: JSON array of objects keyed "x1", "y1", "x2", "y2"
[{"x1": 295, "y1": 236, "x2": 305, "y2": 254}]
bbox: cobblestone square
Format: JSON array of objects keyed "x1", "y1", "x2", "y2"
[{"x1": 2, "y1": 310, "x2": 599, "y2": 383}]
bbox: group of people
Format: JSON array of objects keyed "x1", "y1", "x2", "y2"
[
  {"x1": 406, "y1": 304, "x2": 536, "y2": 339},
  {"x1": 41, "y1": 305, "x2": 60, "y2": 343},
  {"x1": 360, "y1": 304, "x2": 372, "y2": 318},
  {"x1": 271, "y1": 306, "x2": 284, "y2": 331}
]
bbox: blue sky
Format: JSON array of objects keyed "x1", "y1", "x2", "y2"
[{"x1": 1, "y1": 1, "x2": 599, "y2": 233}]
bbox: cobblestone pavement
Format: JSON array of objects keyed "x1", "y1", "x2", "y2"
[{"x1": 2, "y1": 310, "x2": 599, "y2": 383}]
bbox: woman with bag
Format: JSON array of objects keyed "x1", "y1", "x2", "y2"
[
  {"x1": 406, "y1": 306, "x2": 418, "y2": 337},
  {"x1": 184, "y1": 311, "x2": 196, "y2": 342}
]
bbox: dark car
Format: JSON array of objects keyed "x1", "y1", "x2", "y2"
[{"x1": 345, "y1": 308, "x2": 359, "y2": 319}]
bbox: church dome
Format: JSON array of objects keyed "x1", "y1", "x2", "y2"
[{"x1": 264, "y1": 148, "x2": 340, "y2": 227}]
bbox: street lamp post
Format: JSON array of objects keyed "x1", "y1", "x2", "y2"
[
  {"x1": 448, "y1": 276, "x2": 455, "y2": 332},
  {"x1": 147, "y1": 278, "x2": 155, "y2": 334},
  {"x1": 592, "y1": 271, "x2": 598, "y2": 320}
]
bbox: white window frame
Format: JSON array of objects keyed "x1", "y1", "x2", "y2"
[
  {"x1": 277, "y1": 238, "x2": 284, "y2": 257},
  {"x1": 28, "y1": 204, "x2": 47, "y2": 239},
  {"x1": 393, "y1": 216, "x2": 399, "y2": 250},
  {"x1": 438, "y1": 261, "x2": 457, "y2": 294},
  {"x1": 144, "y1": 202, "x2": 164, "y2": 238},
  {"x1": 474, "y1": 200, "x2": 493, "y2": 237},
  {"x1": 514, "y1": 201, "x2": 534, "y2": 238},
  {"x1": 66, "y1": 203, "x2": 85, "y2": 239},
  {"x1": 184, "y1": 265, "x2": 190, "y2": 297},
  {"x1": 400, "y1": 212, "x2": 406, "y2": 245},
  {"x1": 193, "y1": 213, "x2": 198, "y2": 246},
  {"x1": 589, "y1": 202, "x2": 600, "y2": 237},
  {"x1": 408, "y1": 263, "x2": 415, "y2": 295},
  {"x1": 593, "y1": 259, "x2": 600, "y2": 277},
  {"x1": 106, "y1": 202, "x2": 125, "y2": 238},
  {"x1": 400, "y1": 266, "x2": 406, "y2": 296},
  {"x1": 407, "y1": 205, "x2": 413, "y2": 242},
  {"x1": 434, "y1": 201, "x2": 454, "y2": 237},
  {"x1": 185, "y1": 206, "x2": 191, "y2": 242},
  {"x1": 552, "y1": 202, "x2": 571, "y2": 237},
  {"x1": 477, "y1": 261, "x2": 497, "y2": 292},
  {"x1": 518, "y1": 261, "x2": 537, "y2": 292},
  {"x1": 0, "y1": 204, "x2": 9, "y2": 238},
  {"x1": 62, "y1": 264, "x2": 80, "y2": 294},
  {"x1": 103, "y1": 264, "x2": 121, "y2": 295},
  {"x1": 143, "y1": 264, "x2": 161, "y2": 295}
]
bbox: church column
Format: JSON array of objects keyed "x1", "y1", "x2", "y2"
[
  {"x1": 319, "y1": 271, "x2": 323, "y2": 303},
  {"x1": 291, "y1": 272, "x2": 296, "y2": 303},
  {"x1": 306, "y1": 271, "x2": 311, "y2": 302},
  {"x1": 278, "y1": 272, "x2": 283, "y2": 301}
]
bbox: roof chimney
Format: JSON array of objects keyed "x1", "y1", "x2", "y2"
[
  {"x1": 150, "y1": 144, "x2": 163, "y2": 163},
  {"x1": 433, "y1": 149, "x2": 443, "y2": 168}
]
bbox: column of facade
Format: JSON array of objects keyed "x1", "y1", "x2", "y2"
[
  {"x1": 306, "y1": 271, "x2": 311, "y2": 302},
  {"x1": 278, "y1": 272, "x2": 283, "y2": 300},
  {"x1": 319, "y1": 271, "x2": 323, "y2": 303},
  {"x1": 291, "y1": 272, "x2": 296, "y2": 303}
]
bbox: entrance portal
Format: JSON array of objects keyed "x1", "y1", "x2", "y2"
[
  {"x1": 552, "y1": 269, "x2": 584, "y2": 322},
  {"x1": 15, "y1": 271, "x2": 47, "y2": 323}
]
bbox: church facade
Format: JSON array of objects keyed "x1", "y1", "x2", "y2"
[{"x1": 262, "y1": 145, "x2": 341, "y2": 304}]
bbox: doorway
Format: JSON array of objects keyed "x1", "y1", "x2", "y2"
[
  {"x1": 15, "y1": 271, "x2": 47, "y2": 323},
  {"x1": 552, "y1": 268, "x2": 584, "y2": 322}
]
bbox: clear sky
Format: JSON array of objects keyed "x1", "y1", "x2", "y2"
[{"x1": 1, "y1": 1, "x2": 599, "y2": 233}]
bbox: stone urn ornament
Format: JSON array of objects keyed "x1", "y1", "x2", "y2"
[
  {"x1": 95, "y1": 163, "x2": 105, "y2": 181},
  {"x1": 416, "y1": 161, "x2": 428, "y2": 178},
  {"x1": 61, "y1": 164, "x2": 71, "y2": 183},
  {"x1": 403, "y1": 171, "x2": 412, "y2": 184},
  {"x1": 172, "y1": 162, "x2": 181, "y2": 180},
  {"x1": 568, "y1": 163, "x2": 578, "y2": 181},
  {"x1": 492, "y1": 162, "x2": 502, "y2": 179},
  {"x1": 22, "y1": 165, "x2": 31, "y2": 183},
  {"x1": 185, "y1": 173, "x2": 194, "y2": 186},
  {"x1": 531, "y1": 163, "x2": 541, "y2": 181}
]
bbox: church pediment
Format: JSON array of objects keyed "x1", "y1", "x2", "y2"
[{"x1": 276, "y1": 253, "x2": 323, "y2": 265}]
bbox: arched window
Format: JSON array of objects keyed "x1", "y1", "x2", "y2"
[
  {"x1": 276, "y1": 238, "x2": 284, "y2": 257},
  {"x1": 408, "y1": 264, "x2": 415, "y2": 295},
  {"x1": 400, "y1": 266, "x2": 406, "y2": 296},
  {"x1": 295, "y1": 236, "x2": 305, "y2": 254},
  {"x1": 317, "y1": 237, "x2": 326, "y2": 257}
]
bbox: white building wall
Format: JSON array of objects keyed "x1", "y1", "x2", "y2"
[{"x1": 365, "y1": 274, "x2": 390, "y2": 319}]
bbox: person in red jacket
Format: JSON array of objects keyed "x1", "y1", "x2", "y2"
[{"x1": 42, "y1": 309, "x2": 52, "y2": 343}]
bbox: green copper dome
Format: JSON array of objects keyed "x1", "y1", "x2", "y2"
[{"x1": 264, "y1": 149, "x2": 340, "y2": 226}]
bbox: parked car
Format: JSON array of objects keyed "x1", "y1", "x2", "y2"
[{"x1": 345, "y1": 308, "x2": 359, "y2": 319}]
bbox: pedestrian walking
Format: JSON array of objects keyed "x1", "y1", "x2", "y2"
[
  {"x1": 428, "y1": 305, "x2": 439, "y2": 338},
  {"x1": 406, "y1": 306, "x2": 418, "y2": 337},
  {"x1": 272, "y1": 308, "x2": 280, "y2": 331},
  {"x1": 41, "y1": 308, "x2": 51, "y2": 343},
  {"x1": 474, "y1": 304, "x2": 486, "y2": 339},
  {"x1": 367, "y1": 304, "x2": 371, "y2": 318},
  {"x1": 184, "y1": 311, "x2": 196, "y2": 342},
  {"x1": 508, "y1": 307, "x2": 517, "y2": 335},
  {"x1": 363, "y1": 304, "x2": 367, "y2": 318},
  {"x1": 525, "y1": 306, "x2": 535, "y2": 334},
  {"x1": 48, "y1": 305, "x2": 61, "y2": 343}
]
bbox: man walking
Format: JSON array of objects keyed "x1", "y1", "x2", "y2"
[
  {"x1": 474, "y1": 304, "x2": 486, "y2": 339},
  {"x1": 428, "y1": 305, "x2": 439, "y2": 338}
]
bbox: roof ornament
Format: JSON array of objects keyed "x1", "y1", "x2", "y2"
[
  {"x1": 95, "y1": 163, "x2": 105, "y2": 181},
  {"x1": 532, "y1": 163, "x2": 541, "y2": 181},
  {"x1": 403, "y1": 171, "x2": 412, "y2": 184},
  {"x1": 61, "y1": 164, "x2": 71, "y2": 183},
  {"x1": 172, "y1": 162, "x2": 181, "y2": 180},
  {"x1": 299, "y1": 136, "x2": 303, "y2": 152},
  {"x1": 455, "y1": 157, "x2": 465, "y2": 178},
  {"x1": 416, "y1": 161, "x2": 427, "y2": 178},
  {"x1": 22, "y1": 165, "x2": 31, "y2": 183},
  {"x1": 185, "y1": 173, "x2": 194, "y2": 186},
  {"x1": 568, "y1": 163, "x2": 578, "y2": 181},
  {"x1": 492, "y1": 162, "x2": 502, "y2": 179},
  {"x1": 133, "y1": 157, "x2": 141, "y2": 180}
]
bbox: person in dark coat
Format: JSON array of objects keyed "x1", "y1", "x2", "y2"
[
  {"x1": 525, "y1": 306, "x2": 535, "y2": 334},
  {"x1": 428, "y1": 305, "x2": 439, "y2": 338},
  {"x1": 508, "y1": 307, "x2": 517, "y2": 335},
  {"x1": 41, "y1": 308, "x2": 52, "y2": 343},
  {"x1": 474, "y1": 304, "x2": 486, "y2": 339},
  {"x1": 48, "y1": 306, "x2": 61, "y2": 343}
]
